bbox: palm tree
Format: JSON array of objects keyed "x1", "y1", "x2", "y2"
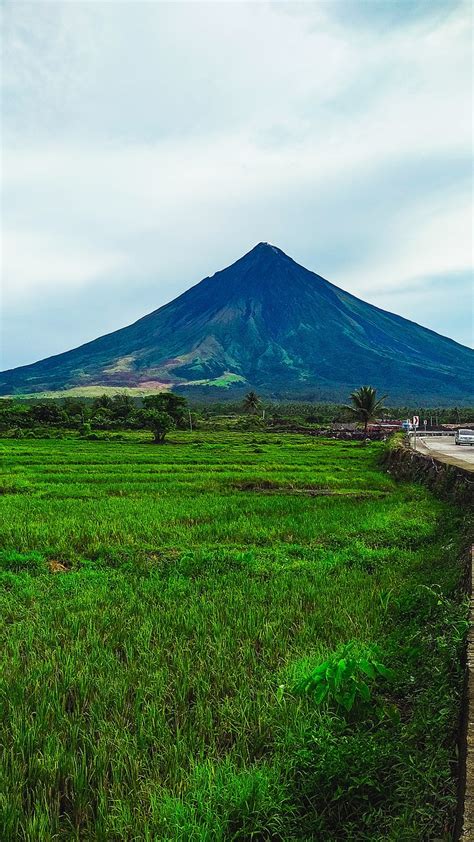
[
  {"x1": 243, "y1": 391, "x2": 261, "y2": 415},
  {"x1": 345, "y1": 386, "x2": 387, "y2": 436}
]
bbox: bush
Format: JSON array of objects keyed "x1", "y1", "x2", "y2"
[{"x1": 294, "y1": 641, "x2": 395, "y2": 719}]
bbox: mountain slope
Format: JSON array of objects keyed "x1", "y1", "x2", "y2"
[{"x1": 1, "y1": 243, "x2": 473, "y2": 403}]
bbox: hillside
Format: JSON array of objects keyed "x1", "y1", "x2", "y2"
[{"x1": 1, "y1": 243, "x2": 473, "y2": 403}]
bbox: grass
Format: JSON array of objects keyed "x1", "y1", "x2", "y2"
[
  {"x1": 1, "y1": 385, "x2": 171, "y2": 400},
  {"x1": 184, "y1": 373, "x2": 248, "y2": 388},
  {"x1": 0, "y1": 433, "x2": 468, "y2": 840}
]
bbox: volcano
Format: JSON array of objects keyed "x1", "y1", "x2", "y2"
[{"x1": 1, "y1": 243, "x2": 473, "y2": 403}]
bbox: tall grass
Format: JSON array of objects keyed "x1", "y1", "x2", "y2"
[{"x1": 0, "y1": 433, "x2": 467, "y2": 840}]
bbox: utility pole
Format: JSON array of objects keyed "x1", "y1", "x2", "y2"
[{"x1": 188, "y1": 409, "x2": 193, "y2": 432}]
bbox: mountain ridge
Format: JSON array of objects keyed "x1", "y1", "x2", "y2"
[{"x1": 1, "y1": 243, "x2": 473, "y2": 403}]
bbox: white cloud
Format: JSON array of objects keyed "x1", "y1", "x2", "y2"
[
  {"x1": 340, "y1": 196, "x2": 472, "y2": 294},
  {"x1": 1, "y1": 0, "x2": 472, "y2": 369},
  {"x1": 2, "y1": 230, "x2": 125, "y2": 299}
]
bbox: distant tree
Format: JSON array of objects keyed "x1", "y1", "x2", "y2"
[
  {"x1": 242, "y1": 391, "x2": 261, "y2": 415},
  {"x1": 92, "y1": 394, "x2": 114, "y2": 411},
  {"x1": 143, "y1": 393, "x2": 188, "y2": 428},
  {"x1": 0, "y1": 401, "x2": 30, "y2": 431},
  {"x1": 110, "y1": 393, "x2": 136, "y2": 422},
  {"x1": 61, "y1": 398, "x2": 87, "y2": 426},
  {"x1": 91, "y1": 408, "x2": 114, "y2": 429},
  {"x1": 345, "y1": 386, "x2": 387, "y2": 436},
  {"x1": 29, "y1": 403, "x2": 65, "y2": 425},
  {"x1": 61, "y1": 397, "x2": 86, "y2": 415},
  {"x1": 139, "y1": 409, "x2": 175, "y2": 443}
]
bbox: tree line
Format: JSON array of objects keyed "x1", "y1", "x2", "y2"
[
  {"x1": 0, "y1": 393, "x2": 190, "y2": 443},
  {"x1": 0, "y1": 389, "x2": 472, "y2": 443}
]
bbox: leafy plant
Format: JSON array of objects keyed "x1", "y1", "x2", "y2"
[{"x1": 295, "y1": 642, "x2": 395, "y2": 714}]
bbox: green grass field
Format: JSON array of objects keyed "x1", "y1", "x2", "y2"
[{"x1": 0, "y1": 433, "x2": 467, "y2": 841}]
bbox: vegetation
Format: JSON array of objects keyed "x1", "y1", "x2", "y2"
[
  {"x1": 0, "y1": 392, "x2": 191, "y2": 439},
  {"x1": 243, "y1": 391, "x2": 261, "y2": 414},
  {"x1": 295, "y1": 642, "x2": 396, "y2": 717},
  {"x1": 0, "y1": 431, "x2": 468, "y2": 840},
  {"x1": 142, "y1": 393, "x2": 188, "y2": 427},
  {"x1": 139, "y1": 409, "x2": 175, "y2": 443},
  {"x1": 1, "y1": 392, "x2": 472, "y2": 439},
  {"x1": 138, "y1": 394, "x2": 188, "y2": 442},
  {"x1": 346, "y1": 386, "x2": 387, "y2": 435}
]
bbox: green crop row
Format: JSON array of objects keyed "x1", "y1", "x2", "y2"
[{"x1": 0, "y1": 433, "x2": 467, "y2": 840}]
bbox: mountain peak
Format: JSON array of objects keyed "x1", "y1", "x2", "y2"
[
  {"x1": 241, "y1": 242, "x2": 292, "y2": 268},
  {"x1": 252, "y1": 242, "x2": 286, "y2": 256},
  {"x1": 1, "y1": 243, "x2": 472, "y2": 403}
]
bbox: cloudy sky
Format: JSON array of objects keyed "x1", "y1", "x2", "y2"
[{"x1": 2, "y1": 0, "x2": 472, "y2": 370}]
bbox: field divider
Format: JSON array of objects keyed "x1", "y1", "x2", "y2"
[{"x1": 459, "y1": 545, "x2": 474, "y2": 841}]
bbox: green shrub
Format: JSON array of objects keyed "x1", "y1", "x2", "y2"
[{"x1": 294, "y1": 642, "x2": 395, "y2": 717}]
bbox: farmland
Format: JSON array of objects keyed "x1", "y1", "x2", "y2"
[{"x1": 0, "y1": 433, "x2": 468, "y2": 840}]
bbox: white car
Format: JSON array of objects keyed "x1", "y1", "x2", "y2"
[{"x1": 455, "y1": 429, "x2": 474, "y2": 446}]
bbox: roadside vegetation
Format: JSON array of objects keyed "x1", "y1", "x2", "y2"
[{"x1": 0, "y1": 431, "x2": 468, "y2": 840}]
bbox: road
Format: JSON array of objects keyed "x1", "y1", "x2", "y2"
[{"x1": 412, "y1": 435, "x2": 474, "y2": 472}]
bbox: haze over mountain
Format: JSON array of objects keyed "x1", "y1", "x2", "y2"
[{"x1": 1, "y1": 243, "x2": 472, "y2": 404}]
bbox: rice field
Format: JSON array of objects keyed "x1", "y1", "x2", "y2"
[{"x1": 0, "y1": 433, "x2": 467, "y2": 840}]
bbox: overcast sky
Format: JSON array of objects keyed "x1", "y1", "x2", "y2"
[{"x1": 2, "y1": 0, "x2": 472, "y2": 370}]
